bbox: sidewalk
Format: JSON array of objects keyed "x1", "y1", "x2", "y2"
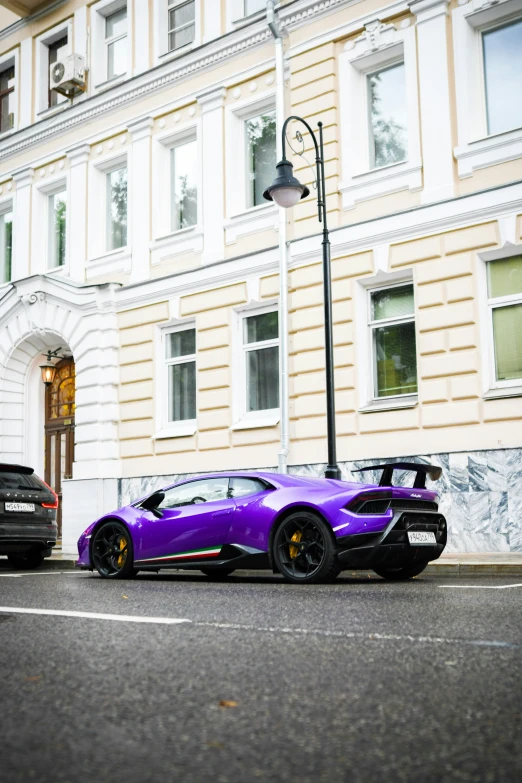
[{"x1": 14, "y1": 550, "x2": 522, "y2": 576}]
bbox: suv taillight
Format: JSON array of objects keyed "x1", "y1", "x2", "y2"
[{"x1": 40, "y1": 479, "x2": 59, "y2": 509}]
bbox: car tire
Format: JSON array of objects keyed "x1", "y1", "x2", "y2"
[
  {"x1": 272, "y1": 511, "x2": 339, "y2": 585},
  {"x1": 7, "y1": 550, "x2": 44, "y2": 570},
  {"x1": 373, "y1": 562, "x2": 430, "y2": 580},
  {"x1": 91, "y1": 520, "x2": 138, "y2": 579},
  {"x1": 200, "y1": 568, "x2": 235, "y2": 578}
]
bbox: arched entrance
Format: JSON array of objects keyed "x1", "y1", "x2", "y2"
[{"x1": 44, "y1": 358, "x2": 75, "y2": 537}]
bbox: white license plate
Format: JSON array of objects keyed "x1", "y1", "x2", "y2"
[
  {"x1": 5, "y1": 502, "x2": 35, "y2": 513},
  {"x1": 408, "y1": 531, "x2": 436, "y2": 545}
]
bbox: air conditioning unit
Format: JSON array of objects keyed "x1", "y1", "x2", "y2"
[{"x1": 50, "y1": 54, "x2": 86, "y2": 97}]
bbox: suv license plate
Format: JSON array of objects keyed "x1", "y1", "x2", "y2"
[
  {"x1": 5, "y1": 502, "x2": 35, "y2": 513},
  {"x1": 408, "y1": 531, "x2": 436, "y2": 545}
]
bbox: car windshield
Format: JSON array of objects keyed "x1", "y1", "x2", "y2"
[{"x1": 0, "y1": 472, "x2": 47, "y2": 491}]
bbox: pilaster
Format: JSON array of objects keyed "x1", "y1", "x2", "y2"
[
  {"x1": 197, "y1": 87, "x2": 226, "y2": 264},
  {"x1": 12, "y1": 167, "x2": 33, "y2": 281},
  {"x1": 128, "y1": 117, "x2": 154, "y2": 284},
  {"x1": 66, "y1": 143, "x2": 91, "y2": 283}
]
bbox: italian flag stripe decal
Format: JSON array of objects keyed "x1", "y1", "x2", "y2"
[{"x1": 135, "y1": 546, "x2": 222, "y2": 564}]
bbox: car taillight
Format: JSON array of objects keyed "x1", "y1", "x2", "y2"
[
  {"x1": 40, "y1": 479, "x2": 59, "y2": 509},
  {"x1": 346, "y1": 492, "x2": 392, "y2": 514}
]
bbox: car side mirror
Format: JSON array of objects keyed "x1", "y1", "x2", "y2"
[{"x1": 140, "y1": 491, "x2": 165, "y2": 512}]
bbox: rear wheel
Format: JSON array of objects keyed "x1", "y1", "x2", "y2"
[
  {"x1": 200, "y1": 568, "x2": 235, "y2": 578},
  {"x1": 272, "y1": 511, "x2": 339, "y2": 584},
  {"x1": 91, "y1": 521, "x2": 137, "y2": 579},
  {"x1": 373, "y1": 562, "x2": 429, "y2": 581},
  {"x1": 7, "y1": 550, "x2": 44, "y2": 570}
]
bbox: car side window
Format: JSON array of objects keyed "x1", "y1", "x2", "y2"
[
  {"x1": 228, "y1": 477, "x2": 266, "y2": 499},
  {"x1": 158, "y1": 478, "x2": 229, "y2": 509}
]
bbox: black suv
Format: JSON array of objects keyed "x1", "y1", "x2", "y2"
[{"x1": 0, "y1": 463, "x2": 58, "y2": 569}]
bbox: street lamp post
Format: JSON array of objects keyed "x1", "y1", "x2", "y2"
[{"x1": 263, "y1": 116, "x2": 341, "y2": 481}]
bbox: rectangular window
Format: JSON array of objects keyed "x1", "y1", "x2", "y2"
[
  {"x1": 0, "y1": 209, "x2": 13, "y2": 283},
  {"x1": 245, "y1": 0, "x2": 266, "y2": 15},
  {"x1": 245, "y1": 111, "x2": 276, "y2": 208},
  {"x1": 48, "y1": 190, "x2": 67, "y2": 268},
  {"x1": 369, "y1": 284, "x2": 417, "y2": 398},
  {"x1": 243, "y1": 311, "x2": 279, "y2": 412},
  {"x1": 367, "y1": 62, "x2": 408, "y2": 169},
  {"x1": 106, "y1": 166, "x2": 128, "y2": 251},
  {"x1": 166, "y1": 328, "x2": 196, "y2": 422},
  {"x1": 487, "y1": 256, "x2": 522, "y2": 383},
  {"x1": 170, "y1": 139, "x2": 197, "y2": 231},
  {"x1": 482, "y1": 19, "x2": 522, "y2": 136},
  {"x1": 168, "y1": 0, "x2": 195, "y2": 52},
  {"x1": 48, "y1": 36, "x2": 68, "y2": 108},
  {"x1": 0, "y1": 66, "x2": 15, "y2": 133},
  {"x1": 106, "y1": 7, "x2": 127, "y2": 80}
]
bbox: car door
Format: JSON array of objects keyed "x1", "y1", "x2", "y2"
[{"x1": 134, "y1": 477, "x2": 236, "y2": 566}]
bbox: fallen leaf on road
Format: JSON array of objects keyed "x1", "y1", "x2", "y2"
[
  {"x1": 25, "y1": 676, "x2": 41, "y2": 682},
  {"x1": 219, "y1": 700, "x2": 238, "y2": 708},
  {"x1": 206, "y1": 741, "x2": 225, "y2": 749},
  {"x1": 122, "y1": 595, "x2": 129, "y2": 599}
]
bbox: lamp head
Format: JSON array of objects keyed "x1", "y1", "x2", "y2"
[
  {"x1": 263, "y1": 158, "x2": 309, "y2": 209},
  {"x1": 40, "y1": 362, "x2": 57, "y2": 387}
]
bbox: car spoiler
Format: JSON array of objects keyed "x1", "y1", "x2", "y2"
[
  {"x1": 0, "y1": 463, "x2": 34, "y2": 475},
  {"x1": 353, "y1": 462, "x2": 442, "y2": 489}
]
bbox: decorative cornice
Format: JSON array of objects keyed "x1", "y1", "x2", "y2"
[
  {"x1": 127, "y1": 116, "x2": 155, "y2": 141},
  {"x1": 409, "y1": 0, "x2": 450, "y2": 22},
  {"x1": 11, "y1": 166, "x2": 34, "y2": 187},
  {"x1": 65, "y1": 143, "x2": 91, "y2": 166},
  {"x1": 196, "y1": 86, "x2": 227, "y2": 113},
  {"x1": 278, "y1": 0, "x2": 363, "y2": 32}
]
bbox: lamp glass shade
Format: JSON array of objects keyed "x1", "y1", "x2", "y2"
[
  {"x1": 40, "y1": 363, "x2": 57, "y2": 386},
  {"x1": 270, "y1": 186, "x2": 303, "y2": 209}
]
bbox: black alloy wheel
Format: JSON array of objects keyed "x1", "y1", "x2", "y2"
[
  {"x1": 7, "y1": 550, "x2": 44, "y2": 570},
  {"x1": 272, "y1": 511, "x2": 339, "y2": 584},
  {"x1": 200, "y1": 568, "x2": 235, "y2": 578},
  {"x1": 373, "y1": 561, "x2": 430, "y2": 580},
  {"x1": 92, "y1": 521, "x2": 137, "y2": 579}
]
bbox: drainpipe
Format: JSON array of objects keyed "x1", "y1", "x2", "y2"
[{"x1": 267, "y1": 1, "x2": 290, "y2": 474}]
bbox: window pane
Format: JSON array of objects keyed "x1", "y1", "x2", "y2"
[
  {"x1": 248, "y1": 345, "x2": 279, "y2": 411},
  {"x1": 229, "y1": 477, "x2": 266, "y2": 498},
  {"x1": 171, "y1": 140, "x2": 197, "y2": 230},
  {"x1": 159, "y1": 477, "x2": 228, "y2": 509},
  {"x1": 368, "y1": 63, "x2": 408, "y2": 168},
  {"x1": 244, "y1": 311, "x2": 278, "y2": 344},
  {"x1": 166, "y1": 329, "x2": 196, "y2": 359},
  {"x1": 108, "y1": 37, "x2": 127, "y2": 79},
  {"x1": 245, "y1": 0, "x2": 266, "y2": 14},
  {"x1": 488, "y1": 256, "x2": 522, "y2": 299},
  {"x1": 492, "y1": 304, "x2": 522, "y2": 382},
  {"x1": 0, "y1": 210, "x2": 12, "y2": 283},
  {"x1": 106, "y1": 8, "x2": 127, "y2": 38},
  {"x1": 0, "y1": 66, "x2": 14, "y2": 92},
  {"x1": 168, "y1": 1, "x2": 195, "y2": 50},
  {"x1": 246, "y1": 112, "x2": 276, "y2": 207},
  {"x1": 48, "y1": 191, "x2": 67, "y2": 268},
  {"x1": 106, "y1": 167, "x2": 127, "y2": 250},
  {"x1": 374, "y1": 320, "x2": 417, "y2": 397},
  {"x1": 483, "y1": 20, "x2": 522, "y2": 136},
  {"x1": 0, "y1": 67, "x2": 15, "y2": 132},
  {"x1": 372, "y1": 285, "x2": 414, "y2": 321},
  {"x1": 168, "y1": 361, "x2": 196, "y2": 421}
]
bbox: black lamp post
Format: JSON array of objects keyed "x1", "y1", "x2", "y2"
[{"x1": 264, "y1": 116, "x2": 341, "y2": 480}]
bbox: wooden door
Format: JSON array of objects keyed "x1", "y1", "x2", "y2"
[{"x1": 44, "y1": 359, "x2": 75, "y2": 537}]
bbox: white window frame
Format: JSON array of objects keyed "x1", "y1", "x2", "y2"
[
  {"x1": 224, "y1": 92, "x2": 278, "y2": 245},
  {"x1": 484, "y1": 254, "x2": 522, "y2": 391},
  {"x1": 0, "y1": 198, "x2": 13, "y2": 286},
  {"x1": 31, "y1": 174, "x2": 69, "y2": 275},
  {"x1": 452, "y1": 0, "x2": 522, "y2": 178},
  {"x1": 232, "y1": 302, "x2": 280, "y2": 430},
  {"x1": 0, "y1": 49, "x2": 19, "y2": 137},
  {"x1": 88, "y1": 151, "x2": 131, "y2": 273},
  {"x1": 226, "y1": 0, "x2": 265, "y2": 29},
  {"x1": 91, "y1": 0, "x2": 132, "y2": 92},
  {"x1": 35, "y1": 20, "x2": 72, "y2": 117},
  {"x1": 151, "y1": 122, "x2": 203, "y2": 265},
  {"x1": 47, "y1": 185, "x2": 68, "y2": 271},
  {"x1": 154, "y1": 0, "x2": 201, "y2": 64},
  {"x1": 154, "y1": 321, "x2": 198, "y2": 439},
  {"x1": 338, "y1": 21, "x2": 421, "y2": 209}
]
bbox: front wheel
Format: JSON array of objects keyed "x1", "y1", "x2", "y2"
[
  {"x1": 272, "y1": 511, "x2": 339, "y2": 584},
  {"x1": 92, "y1": 521, "x2": 137, "y2": 579},
  {"x1": 373, "y1": 562, "x2": 429, "y2": 581},
  {"x1": 7, "y1": 550, "x2": 44, "y2": 570}
]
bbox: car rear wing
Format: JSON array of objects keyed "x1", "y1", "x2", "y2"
[{"x1": 353, "y1": 462, "x2": 442, "y2": 489}]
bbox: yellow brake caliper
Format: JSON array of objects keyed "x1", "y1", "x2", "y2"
[
  {"x1": 289, "y1": 531, "x2": 302, "y2": 559},
  {"x1": 117, "y1": 536, "x2": 127, "y2": 567}
]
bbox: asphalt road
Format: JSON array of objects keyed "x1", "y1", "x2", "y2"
[{"x1": 0, "y1": 567, "x2": 521, "y2": 783}]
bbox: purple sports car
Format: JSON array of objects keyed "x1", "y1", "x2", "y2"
[{"x1": 76, "y1": 462, "x2": 446, "y2": 584}]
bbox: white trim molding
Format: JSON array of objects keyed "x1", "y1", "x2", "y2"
[
  {"x1": 452, "y1": 0, "x2": 522, "y2": 178},
  {"x1": 90, "y1": 0, "x2": 133, "y2": 93},
  {"x1": 339, "y1": 19, "x2": 422, "y2": 208}
]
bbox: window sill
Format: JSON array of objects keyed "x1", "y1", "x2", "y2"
[
  {"x1": 483, "y1": 386, "x2": 522, "y2": 400},
  {"x1": 454, "y1": 126, "x2": 522, "y2": 178},
  {"x1": 339, "y1": 159, "x2": 422, "y2": 209},
  {"x1": 86, "y1": 246, "x2": 132, "y2": 279},
  {"x1": 231, "y1": 11, "x2": 265, "y2": 30},
  {"x1": 37, "y1": 104, "x2": 67, "y2": 120},
  {"x1": 153, "y1": 422, "x2": 197, "y2": 440},
  {"x1": 94, "y1": 74, "x2": 128, "y2": 92},
  {"x1": 0, "y1": 127, "x2": 16, "y2": 141},
  {"x1": 359, "y1": 395, "x2": 418, "y2": 414},
  {"x1": 158, "y1": 43, "x2": 196, "y2": 67},
  {"x1": 224, "y1": 203, "x2": 278, "y2": 246},
  {"x1": 231, "y1": 411, "x2": 280, "y2": 431},
  {"x1": 150, "y1": 227, "x2": 203, "y2": 266},
  {"x1": 45, "y1": 264, "x2": 68, "y2": 276}
]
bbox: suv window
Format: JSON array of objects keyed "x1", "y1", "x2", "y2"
[
  {"x1": 0, "y1": 472, "x2": 47, "y2": 491},
  {"x1": 229, "y1": 477, "x2": 266, "y2": 499},
  {"x1": 159, "y1": 478, "x2": 229, "y2": 509}
]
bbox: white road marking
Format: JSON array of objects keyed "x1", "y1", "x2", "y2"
[
  {"x1": 0, "y1": 607, "x2": 191, "y2": 625},
  {"x1": 439, "y1": 583, "x2": 522, "y2": 590},
  {"x1": 0, "y1": 606, "x2": 516, "y2": 648}
]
